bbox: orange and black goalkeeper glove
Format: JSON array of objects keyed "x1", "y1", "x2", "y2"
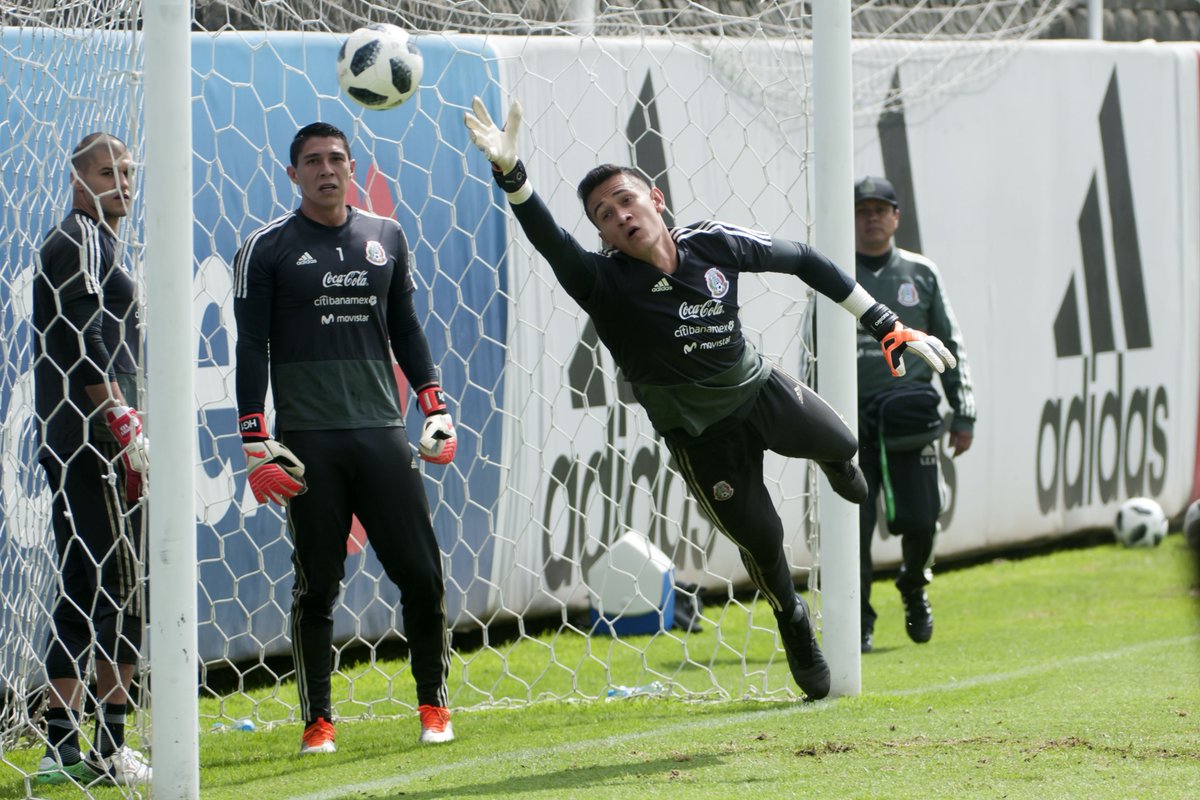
[{"x1": 860, "y1": 302, "x2": 957, "y2": 378}]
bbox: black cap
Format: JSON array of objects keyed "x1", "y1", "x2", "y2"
[{"x1": 854, "y1": 176, "x2": 899, "y2": 208}]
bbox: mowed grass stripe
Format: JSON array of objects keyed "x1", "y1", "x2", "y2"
[{"x1": 284, "y1": 632, "x2": 1198, "y2": 800}]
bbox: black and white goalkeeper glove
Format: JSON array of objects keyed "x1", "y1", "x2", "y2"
[
  {"x1": 860, "y1": 302, "x2": 957, "y2": 377},
  {"x1": 463, "y1": 96, "x2": 528, "y2": 195}
]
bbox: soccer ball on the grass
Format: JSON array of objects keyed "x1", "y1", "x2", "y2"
[
  {"x1": 336, "y1": 24, "x2": 423, "y2": 110},
  {"x1": 1113, "y1": 497, "x2": 1168, "y2": 548},
  {"x1": 1184, "y1": 499, "x2": 1200, "y2": 550}
]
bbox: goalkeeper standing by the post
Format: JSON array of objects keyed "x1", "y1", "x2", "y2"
[
  {"x1": 33, "y1": 132, "x2": 152, "y2": 786},
  {"x1": 233, "y1": 122, "x2": 456, "y2": 753},
  {"x1": 464, "y1": 99, "x2": 957, "y2": 700}
]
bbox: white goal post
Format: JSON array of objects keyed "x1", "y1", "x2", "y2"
[{"x1": 143, "y1": 0, "x2": 199, "y2": 796}]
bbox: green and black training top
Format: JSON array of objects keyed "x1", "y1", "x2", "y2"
[
  {"x1": 233, "y1": 206, "x2": 437, "y2": 433},
  {"x1": 510, "y1": 190, "x2": 856, "y2": 437}
]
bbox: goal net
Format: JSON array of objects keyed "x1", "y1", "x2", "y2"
[{"x1": 0, "y1": 0, "x2": 1071, "y2": 784}]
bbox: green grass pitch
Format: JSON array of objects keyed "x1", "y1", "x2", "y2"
[{"x1": 4, "y1": 534, "x2": 1198, "y2": 799}]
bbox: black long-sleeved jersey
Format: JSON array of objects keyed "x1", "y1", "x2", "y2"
[
  {"x1": 34, "y1": 209, "x2": 140, "y2": 460},
  {"x1": 510, "y1": 190, "x2": 856, "y2": 436},
  {"x1": 233, "y1": 207, "x2": 438, "y2": 432}
]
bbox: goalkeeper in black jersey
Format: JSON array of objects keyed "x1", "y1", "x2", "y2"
[
  {"x1": 233, "y1": 123, "x2": 455, "y2": 752},
  {"x1": 33, "y1": 132, "x2": 151, "y2": 786},
  {"x1": 465, "y1": 99, "x2": 956, "y2": 699}
]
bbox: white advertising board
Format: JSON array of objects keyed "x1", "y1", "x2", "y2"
[
  {"x1": 854, "y1": 42, "x2": 1200, "y2": 565},
  {"x1": 481, "y1": 38, "x2": 1200, "y2": 608}
]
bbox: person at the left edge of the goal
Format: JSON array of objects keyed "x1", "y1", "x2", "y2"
[
  {"x1": 33, "y1": 132, "x2": 152, "y2": 787},
  {"x1": 232, "y1": 121, "x2": 457, "y2": 755}
]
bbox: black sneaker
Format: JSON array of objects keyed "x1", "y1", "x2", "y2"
[
  {"x1": 902, "y1": 589, "x2": 934, "y2": 643},
  {"x1": 818, "y1": 460, "x2": 868, "y2": 504},
  {"x1": 861, "y1": 626, "x2": 874, "y2": 653},
  {"x1": 775, "y1": 595, "x2": 830, "y2": 699}
]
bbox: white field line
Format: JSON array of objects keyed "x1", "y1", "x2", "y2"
[{"x1": 287, "y1": 634, "x2": 1196, "y2": 800}]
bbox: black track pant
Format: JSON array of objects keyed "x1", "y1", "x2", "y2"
[
  {"x1": 281, "y1": 427, "x2": 449, "y2": 722},
  {"x1": 41, "y1": 445, "x2": 144, "y2": 678},
  {"x1": 665, "y1": 369, "x2": 858, "y2": 615},
  {"x1": 858, "y1": 436, "x2": 940, "y2": 632}
]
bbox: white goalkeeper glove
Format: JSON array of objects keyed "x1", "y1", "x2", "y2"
[
  {"x1": 860, "y1": 303, "x2": 957, "y2": 377},
  {"x1": 464, "y1": 96, "x2": 532, "y2": 201},
  {"x1": 416, "y1": 385, "x2": 457, "y2": 465},
  {"x1": 464, "y1": 96, "x2": 522, "y2": 175},
  {"x1": 239, "y1": 413, "x2": 306, "y2": 505}
]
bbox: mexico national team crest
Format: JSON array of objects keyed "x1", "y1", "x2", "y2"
[
  {"x1": 897, "y1": 281, "x2": 920, "y2": 307},
  {"x1": 712, "y1": 480, "x2": 734, "y2": 502},
  {"x1": 704, "y1": 267, "x2": 729, "y2": 299},
  {"x1": 365, "y1": 240, "x2": 387, "y2": 266}
]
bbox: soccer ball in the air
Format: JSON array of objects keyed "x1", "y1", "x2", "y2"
[
  {"x1": 1113, "y1": 497, "x2": 1168, "y2": 548},
  {"x1": 336, "y1": 24, "x2": 423, "y2": 110}
]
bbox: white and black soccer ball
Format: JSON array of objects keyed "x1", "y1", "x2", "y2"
[
  {"x1": 1113, "y1": 497, "x2": 1168, "y2": 548},
  {"x1": 1184, "y1": 499, "x2": 1200, "y2": 551},
  {"x1": 336, "y1": 24, "x2": 423, "y2": 110}
]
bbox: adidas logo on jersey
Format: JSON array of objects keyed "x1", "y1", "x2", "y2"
[
  {"x1": 296, "y1": 252, "x2": 317, "y2": 266},
  {"x1": 651, "y1": 277, "x2": 672, "y2": 293}
]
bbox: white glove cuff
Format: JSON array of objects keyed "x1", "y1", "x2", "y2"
[
  {"x1": 507, "y1": 181, "x2": 533, "y2": 205},
  {"x1": 839, "y1": 284, "x2": 876, "y2": 318}
]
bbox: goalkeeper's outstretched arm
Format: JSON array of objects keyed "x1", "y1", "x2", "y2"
[
  {"x1": 463, "y1": 96, "x2": 596, "y2": 300},
  {"x1": 770, "y1": 237, "x2": 956, "y2": 378},
  {"x1": 845, "y1": 285, "x2": 956, "y2": 377}
]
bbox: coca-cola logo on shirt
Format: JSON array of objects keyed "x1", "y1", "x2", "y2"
[
  {"x1": 677, "y1": 299, "x2": 724, "y2": 320},
  {"x1": 322, "y1": 270, "x2": 369, "y2": 288}
]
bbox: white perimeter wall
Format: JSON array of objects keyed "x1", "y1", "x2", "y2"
[
  {"x1": 855, "y1": 41, "x2": 1200, "y2": 565},
  {"x1": 477, "y1": 38, "x2": 1200, "y2": 611}
]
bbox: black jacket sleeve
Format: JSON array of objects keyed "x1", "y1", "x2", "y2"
[
  {"x1": 769, "y1": 237, "x2": 856, "y2": 302},
  {"x1": 233, "y1": 242, "x2": 272, "y2": 418},
  {"x1": 509, "y1": 191, "x2": 598, "y2": 301},
  {"x1": 386, "y1": 231, "x2": 439, "y2": 392},
  {"x1": 43, "y1": 230, "x2": 113, "y2": 388}
]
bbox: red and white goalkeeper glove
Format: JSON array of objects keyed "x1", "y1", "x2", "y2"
[
  {"x1": 860, "y1": 303, "x2": 957, "y2": 378},
  {"x1": 105, "y1": 405, "x2": 148, "y2": 502},
  {"x1": 239, "y1": 413, "x2": 306, "y2": 505},
  {"x1": 417, "y1": 385, "x2": 457, "y2": 465}
]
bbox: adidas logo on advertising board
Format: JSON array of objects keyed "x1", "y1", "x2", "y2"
[{"x1": 1034, "y1": 70, "x2": 1168, "y2": 514}]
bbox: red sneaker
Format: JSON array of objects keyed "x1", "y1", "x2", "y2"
[
  {"x1": 300, "y1": 717, "x2": 336, "y2": 754},
  {"x1": 418, "y1": 705, "x2": 454, "y2": 744}
]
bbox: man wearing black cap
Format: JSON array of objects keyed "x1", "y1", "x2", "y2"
[{"x1": 854, "y1": 176, "x2": 975, "y2": 653}]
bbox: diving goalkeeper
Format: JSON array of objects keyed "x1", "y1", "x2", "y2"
[{"x1": 463, "y1": 98, "x2": 955, "y2": 699}]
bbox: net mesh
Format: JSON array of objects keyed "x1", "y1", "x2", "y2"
[{"x1": 0, "y1": 0, "x2": 1071, "y2": 791}]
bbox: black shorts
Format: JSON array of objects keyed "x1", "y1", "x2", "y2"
[{"x1": 664, "y1": 368, "x2": 857, "y2": 610}]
